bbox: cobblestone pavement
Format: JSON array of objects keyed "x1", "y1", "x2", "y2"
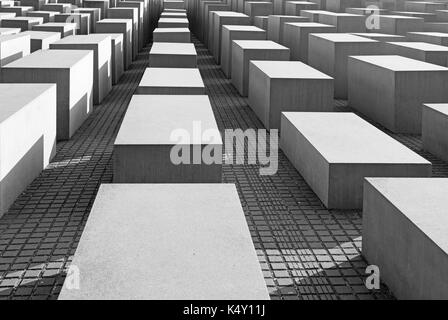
[{"x1": 1, "y1": 37, "x2": 447, "y2": 300}]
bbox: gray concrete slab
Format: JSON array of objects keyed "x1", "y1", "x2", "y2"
[
  {"x1": 283, "y1": 22, "x2": 336, "y2": 62},
  {"x1": 422, "y1": 103, "x2": 448, "y2": 162},
  {"x1": 158, "y1": 17, "x2": 189, "y2": 28},
  {"x1": 136, "y1": 67, "x2": 205, "y2": 94},
  {"x1": 244, "y1": 2, "x2": 273, "y2": 24},
  {"x1": 41, "y1": 4, "x2": 72, "y2": 14},
  {"x1": 0, "y1": 33, "x2": 30, "y2": 66},
  {"x1": 385, "y1": 41, "x2": 448, "y2": 67},
  {"x1": 352, "y1": 32, "x2": 406, "y2": 41},
  {"x1": 221, "y1": 25, "x2": 266, "y2": 78},
  {"x1": 285, "y1": 1, "x2": 319, "y2": 16},
  {"x1": 248, "y1": 60, "x2": 333, "y2": 130},
  {"x1": 280, "y1": 112, "x2": 431, "y2": 209},
  {"x1": 149, "y1": 42, "x2": 197, "y2": 68},
  {"x1": 21, "y1": 30, "x2": 61, "y2": 52},
  {"x1": 27, "y1": 11, "x2": 57, "y2": 23},
  {"x1": 50, "y1": 34, "x2": 112, "y2": 105},
  {"x1": 32, "y1": 22, "x2": 77, "y2": 38},
  {"x1": 83, "y1": 0, "x2": 108, "y2": 19},
  {"x1": 0, "y1": 49, "x2": 93, "y2": 140},
  {"x1": 153, "y1": 27, "x2": 190, "y2": 42},
  {"x1": 407, "y1": 31, "x2": 448, "y2": 45},
  {"x1": 363, "y1": 177, "x2": 448, "y2": 299},
  {"x1": 308, "y1": 33, "x2": 383, "y2": 98},
  {"x1": 348, "y1": 55, "x2": 448, "y2": 134},
  {"x1": 113, "y1": 95, "x2": 222, "y2": 183},
  {"x1": 231, "y1": 40, "x2": 290, "y2": 96},
  {"x1": 0, "y1": 83, "x2": 57, "y2": 217},
  {"x1": 108, "y1": 7, "x2": 139, "y2": 58},
  {"x1": 378, "y1": 15, "x2": 424, "y2": 35},
  {"x1": 254, "y1": 15, "x2": 268, "y2": 29},
  {"x1": 267, "y1": 14, "x2": 309, "y2": 45},
  {"x1": 54, "y1": 13, "x2": 90, "y2": 35},
  {"x1": 318, "y1": 11, "x2": 365, "y2": 32},
  {"x1": 72, "y1": 8, "x2": 100, "y2": 32},
  {"x1": 300, "y1": 9, "x2": 326, "y2": 22},
  {"x1": 58, "y1": 183, "x2": 269, "y2": 300},
  {"x1": 0, "y1": 17, "x2": 43, "y2": 31},
  {"x1": 0, "y1": 27, "x2": 20, "y2": 35}
]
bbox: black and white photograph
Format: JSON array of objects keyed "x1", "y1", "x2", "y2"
[{"x1": 0, "y1": 0, "x2": 447, "y2": 312}]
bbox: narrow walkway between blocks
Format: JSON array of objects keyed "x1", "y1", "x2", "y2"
[{"x1": 2, "y1": 36, "x2": 447, "y2": 300}]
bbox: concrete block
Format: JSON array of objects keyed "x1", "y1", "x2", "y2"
[
  {"x1": 267, "y1": 15, "x2": 309, "y2": 45},
  {"x1": 345, "y1": 7, "x2": 389, "y2": 15},
  {"x1": 248, "y1": 60, "x2": 333, "y2": 130},
  {"x1": 405, "y1": 1, "x2": 446, "y2": 13},
  {"x1": 0, "y1": 13, "x2": 16, "y2": 23},
  {"x1": 160, "y1": 11, "x2": 187, "y2": 18},
  {"x1": 202, "y1": 3, "x2": 230, "y2": 46},
  {"x1": 95, "y1": 19, "x2": 132, "y2": 70},
  {"x1": 422, "y1": 104, "x2": 448, "y2": 162},
  {"x1": 0, "y1": 33, "x2": 30, "y2": 66},
  {"x1": 0, "y1": 49, "x2": 93, "y2": 140},
  {"x1": 72, "y1": 8, "x2": 100, "y2": 33},
  {"x1": 0, "y1": 27, "x2": 20, "y2": 35},
  {"x1": 436, "y1": 9, "x2": 448, "y2": 22},
  {"x1": 254, "y1": 15, "x2": 268, "y2": 29},
  {"x1": 164, "y1": 0, "x2": 185, "y2": 10},
  {"x1": 391, "y1": 10, "x2": 437, "y2": 22},
  {"x1": 221, "y1": 25, "x2": 266, "y2": 78},
  {"x1": 27, "y1": 11, "x2": 57, "y2": 23},
  {"x1": 244, "y1": 2, "x2": 273, "y2": 24},
  {"x1": 153, "y1": 27, "x2": 190, "y2": 42},
  {"x1": 300, "y1": 9, "x2": 326, "y2": 22},
  {"x1": 50, "y1": 34, "x2": 112, "y2": 105},
  {"x1": 158, "y1": 17, "x2": 188, "y2": 28},
  {"x1": 424, "y1": 22, "x2": 448, "y2": 32},
  {"x1": 83, "y1": 0, "x2": 108, "y2": 19},
  {"x1": 41, "y1": 4, "x2": 72, "y2": 14},
  {"x1": 378, "y1": 15, "x2": 424, "y2": 35},
  {"x1": 58, "y1": 183, "x2": 269, "y2": 300},
  {"x1": 362, "y1": 177, "x2": 448, "y2": 299},
  {"x1": 352, "y1": 32, "x2": 406, "y2": 41},
  {"x1": 32, "y1": 22, "x2": 77, "y2": 37},
  {"x1": 385, "y1": 41, "x2": 448, "y2": 67},
  {"x1": 318, "y1": 11, "x2": 366, "y2": 32},
  {"x1": 149, "y1": 42, "x2": 197, "y2": 68},
  {"x1": 348, "y1": 55, "x2": 448, "y2": 134},
  {"x1": 0, "y1": 17, "x2": 43, "y2": 31},
  {"x1": 0, "y1": 83, "x2": 57, "y2": 217},
  {"x1": 326, "y1": 0, "x2": 363, "y2": 12},
  {"x1": 231, "y1": 40, "x2": 290, "y2": 96},
  {"x1": 20, "y1": 0, "x2": 46, "y2": 10},
  {"x1": 280, "y1": 112, "x2": 432, "y2": 209},
  {"x1": 283, "y1": 22, "x2": 335, "y2": 62},
  {"x1": 308, "y1": 33, "x2": 383, "y2": 98},
  {"x1": 108, "y1": 7, "x2": 139, "y2": 58},
  {"x1": 54, "y1": 13, "x2": 90, "y2": 35},
  {"x1": 106, "y1": 33, "x2": 124, "y2": 84},
  {"x1": 21, "y1": 30, "x2": 61, "y2": 52},
  {"x1": 285, "y1": 1, "x2": 319, "y2": 16},
  {"x1": 407, "y1": 31, "x2": 448, "y2": 45},
  {"x1": 113, "y1": 95, "x2": 222, "y2": 183},
  {"x1": 212, "y1": 11, "x2": 250, "y2": 63},
  {"x1": 136, "y1": 67, "x2": 205, "y2": 94},
  {"x1": 0, "y1": 6, "x2": 33, "y2": 17}
]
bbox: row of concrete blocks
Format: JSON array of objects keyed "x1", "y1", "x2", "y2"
[
  {"x1": 57, "y1": 9, "x2": 269, "y2": 299},
  {"x1": 0, "y1": 2, "x2": 157, "y2": 216},
  {"x1": 189, "y1": 1, "x2": 448, "y2": 299}
]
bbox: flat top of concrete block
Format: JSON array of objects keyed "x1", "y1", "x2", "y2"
[
  {"x1": 301, "y1": 10, "x2": 326, "y2": 14},
  {"x1": 139, "y1": 67, "x2": 204, "y2": 88},
  {"x1": 84, "y1": 0, "x2": 108, "y2": 2},
  {"x1": 96, "y1": 19, "x2": 132, "y2": 25},
  {"x1": 388, "y1": 41, "x2": 448, "y2": 52},
  {"x1": 158, "y1": 17, "x2": 189, "y2": 23},
  {"x1": 3, "y1": 49, "x2": 92, "y2": 69},
  {"x1": 34, "y1": 22, "x2": 77, "y2": 29},
  {"x1": 213, "y1": 11, "x2": 248, "y2": 17},
  {"x1": 150, "y1": 42, "x2": 196, "y2": 55},
  {"x1": 0, "y1": 83, "x2": 56, "y2": 124},
  {"x1": 0, "y1": 12, "x2": 16, "y2": 17},
  {"x1": 380, "y1": 14, "x2": 424, "y2": 20},
  {"x1": 233, "y1": 40, "x2": 288, "y2": 49},
  {"x1": 161, "y1": 12, "x2": 186, "y2": 16},
  {"x1": 285, "y1": 22, "x2": 335, "y2": 28},
  {"x1": 223, "y1": 25, "x2": 265, "y2": 32},
  {"x1": 408, "y1": 31, "x2": 448, "y2": 38},
  {"x1": 353, "y1": 32, "x2": 405, "y2": 39},
  {"x1": 27, "y1": 11, "x2": 57, "y2": 15},
  {"x1": 408, "y1": 1, "x2": 443, "y2": 4},
  {"x1": 52, "y1": 34, "x2": 111, "y2": 45},
  {"x1": 0, "y1": 28, "x2": 20, "y2": 34},
  {"x1": 310, "y1": 33, "x2": 378, "y2": 43},
  {"x1": 254, "y1": 15, "x2": 268, "y2": 20},
  {"x1": 115, "y1": 95, "x2": 221, "y2": 145},
  {"x1": 58, "y1": 183, "x2": 269, "y2": 300},
  {"x1": 318, "y1": 11, "x2": 362, "y2": 17},
  {"x1": 21, "y1": 30, "x2": 61, "y2": 40},
  {"x1": 282, "y1": 112, "x2": 430, "y2": 164},
  {"x1": 251, "y1": 60, "x2": 333, "y2": 79},
  {"x1": 73, "y1": 8, "x2": 101, "y2": 13},
  {"x1": 153, "y1": 27, "x2": 190, "y2": 33},
  {"x1": 365, "y1": 177, "x2": 448, "y2": 253},
  {"x1": 349, "y1": 54, "x2": 448, "y2": 71},
  {"x1": 0, "y1": 33, "x2": 29, "y2": 43},
  {"x1": 42, "y1": 3, "x2": 71, "y2": 7},
  {"x1": 3, "y1": 17, "x2": 42, "y2": 22},
  {"x1": 287, "y1": 1, "x2": 317, "y2": 4},
  {"x1": 423, "y1": 103, "x2": 448, "y2": 116},
  {"x1": 393, "y1": 11, "x2": 436, "y2": 16}
]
